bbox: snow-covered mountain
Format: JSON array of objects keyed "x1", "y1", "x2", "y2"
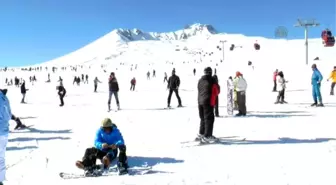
[{"x1": 114, "y1": 23, "x2": 217, "y2": 41}]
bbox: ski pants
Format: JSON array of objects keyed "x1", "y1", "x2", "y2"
[
  {"x1": 94, "y1": 84, "x2": 98, "y2": 92},
  {"x1": 273, "y1": 80, "x2": 277, "y2": 91},
  {"x1": 167, "y1": 89, "x2": 182, "y2": 106},
  {"x1": 237, "y1": 91, "x2": 247, "y2": 115},
  {"x1": 331, "y1": 82, "x2": 335, "y2": 94},
  {"x1": 312, "y1": 84, "x2": 322, "y2": 103},
  {"x1": 214, "y1": 97, "x2": 219, "y2": 116},
  {"x1": 198, "y1": 104, "x2": 215, "y2": 137},
  {"x1": 130, "y1": 84, "x2": 135, "y2": 91},
  {"x1": 277, "y1": 89, "x2": 285, "y2": 102},
  {"x1": 0, "y1": 135, "x2": 8, "y2": 182},
  {"x1": 108, "y1": 91, "x2": 120, "y2": 106}
]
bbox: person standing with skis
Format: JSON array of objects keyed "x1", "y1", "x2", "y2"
[
  {"x1": 167, "y1": 70, "x2": 182, "y2": 108},
  {"x1": 196, "y1": 67, "x2": 219, "y2": 142},
  {"x1": 0, "y1": 89, "x2": 12, "y2": 185},
  {"x1": 311, "y1": 64, "x2": 323, "y2": 106},
  {"x1": 108, "y1": 72, "x2": 120, "y2": 111}
]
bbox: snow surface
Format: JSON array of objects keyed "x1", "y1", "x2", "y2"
[{"x1": 2, "y1": 24, "x2": 336, "y2": 185}]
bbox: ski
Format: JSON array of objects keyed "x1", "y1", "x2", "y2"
[
  {"x1": 181, "y1": 137, "x2": 247, "y2": 148},
  {"x1": 59, "y1": 166, "x2": 152, "y2": 179}
]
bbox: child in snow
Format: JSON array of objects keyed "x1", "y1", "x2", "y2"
[
  {"x1": 75, "y1": 118, "x2": 129, "y2": 176},
  {"x1": 275, "y1": 71, "x2": 288, "y2": 104}
]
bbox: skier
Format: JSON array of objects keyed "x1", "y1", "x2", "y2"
[
  {"x1": 327, "y1": 66, "x2": 336, "y2": 95},
  {"x1": 233, "y1": 72, "x2": 247, "y2": 116},
  {"x1": 212, "y1": 75, "x2": 220, "y2": 117},
  {"x1": 147, "y1": 71, "x2": 150, "y2": 80},
  {"x1": 130, "y1": 78, "x2": 136, "y2": 91},
  {"x1": 152, "y1": 70, "x2": 156, "y2": 77},
  {"x1": 0, "y1": 89, "x2": 11, "y2": 185},
  {"x1": 227, "y1": 76, "x2": 234, "y2": 115},
  {"x1": 57, "y1": 85, "x2": 66, "y2": 106},
  {"x1": 196, "y1": 67, "x2": 219, "y2": 142},
  {"x1": 20, "y1": 80, "x2": 28, "y2": 103},
  {"x1": 58, "y1": 76, "x2": 63, "y2": 87},
  {"x1": 273, "y1": 69, "x2": 278, "y2": 92},
  {"x1": 311, "y1": 64, "x2": 323, "y2": 106},
  {"x1": 85, "y1": 74, "x2": 89, "y2": 84},
  {"x1": 108, "y1": 72, "x2": 120, "y2": 111},
  {"x1": 167, "y1": 70, "x2": 182, "y2": 108},
  {"x1": 275, "y1": 71, "x2": 288, "y2": 104},
  {"x1": 163, "y1": 72, "x2": 168, "y2": 83},
  {"x1": 11, "y1": 114, "x2": 27, "y2": 130},
  {"x1": 75, "y1": 118, "x2": 129, "y2": 175},
  {"x1": 193, "y1": 68, "x2": 196, "y2": 76},
  {"x1": 93, "y1": 77, "x2": 101, "y2": 93}
]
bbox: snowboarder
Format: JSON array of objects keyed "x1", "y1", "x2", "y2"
[
  {"x1": 233, "y1": 72, "x2": 247, "y2": 116},
  {"x1": 212, "y1": 75, "x2": 220, "y2": 117},
  {"x1": 20, "y1": 80, "x2": 28, "y2": 103},
  {"x1": 273, "y1": 69, "x2": 278, "y2": 92},
  {"x1": 327, "y1": 66, "x2": 336, "y2": 95},
  {"x1": 275, "y1": 71, "x2": 288, "y2": 104},
  {"x1": 167, "y1": 70, "x2": 182, "y2": 108},
  {"x1": 57, "y1": 85, "x2": 66, "y2": 106},
  {"x1": 196, "y1": 67, "x2": 219, "y2": 142},
  {"x1": 108, "y1": 72, "x2": 120, "y2": 111},
  {"x1": 0, "y1": 89, "x2": 11, "y2": 185},
  {"x1": 93, "y1": 77, "x2": 101, "y2": 92},
  {"x1": 75, "y1": 118, "x2": 129, "y2": 175},
  {"x1": 311, "y1": 64, "x2": 323, "y2": 106},
  {"x1": 130, "y1": 78, "x2": 136, "y2": 91}
]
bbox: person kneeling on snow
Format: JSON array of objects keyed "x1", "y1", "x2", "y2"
[{"x1": 76, "y1": 118, "x2": 129, "y2": 175}]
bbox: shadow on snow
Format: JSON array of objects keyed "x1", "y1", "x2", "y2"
[
  {"x1": 8, "y1": 136, "x2": 71, "y2": 142},
  {"x1": 126, "y1": 156, "x2": 184, "y2": 175},
  {"x1": 223, "y1": 113, "x2": 312, "y2": 118},
  {"x1": 6, "y1": 146, "x2": 38, "y2": 151},
  {"x1": 12, "y1": 128, "x2": 72, "y2": 134},
  {"x1": 212, "y1": 137, "x2": 336, "y2": 146}
]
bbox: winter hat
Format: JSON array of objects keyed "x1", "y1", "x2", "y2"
[
  {"x1": 101, "y1": 118, "x2": 113, "y2": 128},
  {"x1": 311, "y1": 64, "x2": 317, "y2": 69},
  {"x1": 204, "y1": 67, "x2": 212, "y2": 75},
  {"x1": 236, "y1": 71, "x2": 242, "y2": 77},
  {"x1": 0, "y1": 89, "x2": 8, "y2": 95}
]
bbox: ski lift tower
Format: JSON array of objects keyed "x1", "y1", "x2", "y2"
[
  {"x1": 294, "y1": 19, "x2": 320, "y2": 65},
  {"x1": 219, "y1": 40, "x2": 227, "y2": 61}
]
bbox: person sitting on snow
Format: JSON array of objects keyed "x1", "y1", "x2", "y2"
[{"x1": 75, "y1": 118, "x2": 129, "y2": 175}]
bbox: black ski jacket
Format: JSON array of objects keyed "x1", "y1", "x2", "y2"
[
  {"x1": 108, "y1": 77, "x2": 119, "y2": 92},
  {"x1": 198, "y1": 75, "x2": 215, "y2": 105},
  {"x1": 167, "y1": 75, "x2": 180, "y2": 89}
]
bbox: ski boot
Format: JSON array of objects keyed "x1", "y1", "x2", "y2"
[
  {"x1": 177, "y1": 104, "x2": 183, "y2": 108},
  {"x1": 117, "y1": 162, "x2": 129, "y2": 175},
  {"x1": 195, "y1": 134, "x2": 204, "y2": 141},
  {"x1": 202, "y1": 136, "x2": 219, "y2": 143}
]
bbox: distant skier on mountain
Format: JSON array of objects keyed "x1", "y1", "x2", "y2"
[
  {"x1": 193, "y1": 68, "x2": 196, "y2": 76},
  {"x1": 196, "y1": 67, "x2": 219, "y2": 142},
  {"x1": 130, "y1": 77, "x2": 136, "y2": 91},
  {"x1": 164, "y1": 72, "x2": 168, "y2": 83},
  {"x1": 108, "y1": 72, "x2": 120, "y2": 111},
  {"x1": 0, "y1": 89, "x2": 12, "y2": 185},
  {"x1": 311, "y1": 64, "x2": 323, "y2": 106},
  {"x1": 57, "y1": 85, "x2": 66, "y2": 107},
  {"x1": 20, "y1": 80, "x2": 28, "y2": 103},
  {"x1": 75, "y1": 118, "x2": 129, "y2": 176},
  {"x1": 167, "y1": 70, "x2": 182, "y2": 108},
  {"x1": 147, "y1": 71, "x2": 150, "y2": 80},
  {"x1": 152, "y1": 70, "x2": 156, "y2": 77},
  {"x1": 275, "y1": 71, "x2": 288, "y2": 104},
  {"x1": 327, "y1": 66, "x2": 336, "y2": 95},
  {"x1": 94, "y1": 77, "x2": 101, "y2": 92}
]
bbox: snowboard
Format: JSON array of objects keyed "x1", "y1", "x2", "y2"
[
  {"x1": 59, "y1": 165, "x2": 152, "y2": 179},
  {"x1": 227, "y1": 80, "x2": 234, "y2": 115}
]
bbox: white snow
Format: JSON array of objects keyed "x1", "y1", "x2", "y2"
[{"x1": 2, "y1": 24, "x2": 336, "y2": 185}]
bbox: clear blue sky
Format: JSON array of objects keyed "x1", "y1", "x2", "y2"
[{"x1": 0, "y1": 0, "x2": 334, "y2": 67}]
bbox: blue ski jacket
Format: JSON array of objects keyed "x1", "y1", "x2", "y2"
[
  {"x1": 0, "y1": 91, "x2": 11, "y2": 136},
  {"x1": 312, "y1": 69, "x2": 323, "y2": 86},
  {"x1": 94, "y1": 126, "x2": 125, "y2": 152}
]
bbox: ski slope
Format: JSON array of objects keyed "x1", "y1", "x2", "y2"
[{"x1": 2, "y1": 24, "x2": 336, "y2": 185}]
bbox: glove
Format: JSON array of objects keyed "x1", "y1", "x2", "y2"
[
  {"x1": 102, "y1": 143, "x2": 109, "y2": 149},
  {"x1": 109, "y1": 145, "x2": 117, "y2": 149}
]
